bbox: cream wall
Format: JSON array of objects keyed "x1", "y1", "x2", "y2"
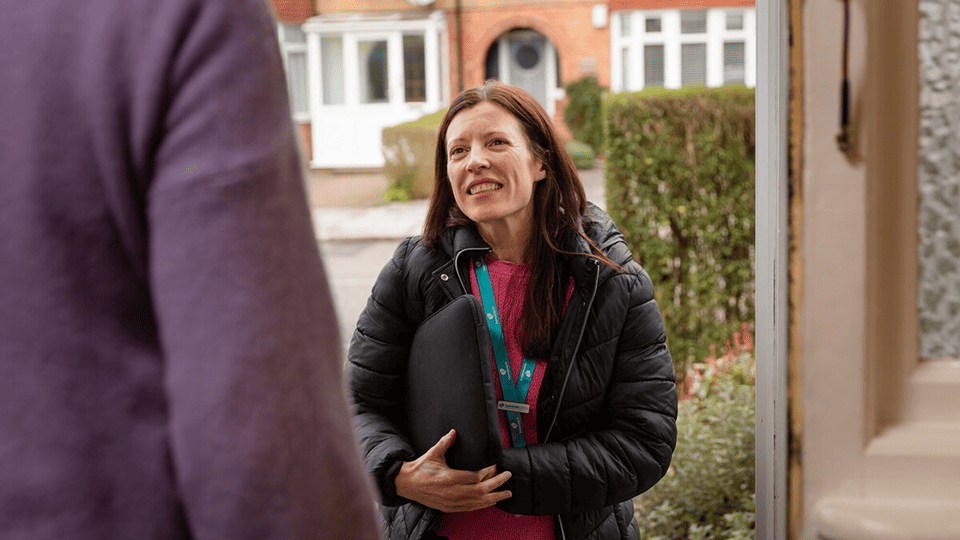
[{"x1": 797, "y1": 0, "x2": 960, "y2": 538}]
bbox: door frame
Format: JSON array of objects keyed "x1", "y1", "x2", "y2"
[{"x1": 755, "y1": 0, "x2": 789, "y2": 538}]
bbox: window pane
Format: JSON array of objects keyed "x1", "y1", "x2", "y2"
[
  {"x1": 321, "y1": 36, "x2": 345, "y2": 105},
  {"x1": 726, "y1": 11, "x2": 744, "y2": 31},
  {"x1": 620, "y1": 12, "x2": 632, "y2": 37},
  {"x1": 919, "y1": 1, "x2": 960, "y2": 357},
  {"x1": 723, "y1": 41, "x2": 745, "y2": 84},
  {"x1": 403, "y1": 34, "x2": 426, "y2": 102},
  {"x1": 645, "y1": 16, "x2": 662, "y2": 33},
  {"x1": 681, "y1": 43, "x2": 707, "y2": 86},
  {"x1": 681, "y1": 10, "x2": 707, "y2": 34},
  {"x1": 287, "y1": 51, "x2": 308, "y2": 115},
  {"x1": 621, "y1": 47, "x2": 630, "y2": 90},
  {"x1": 358, "y1": 40, "x2": 388, "y2": 104},
  {"x1": 644, "y1": 44, "x2": 664, "y2": 87}
]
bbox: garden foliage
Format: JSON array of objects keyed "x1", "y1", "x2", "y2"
[
  {"x1": 381, "y1": 109, "x2": 447, "y2": 201},
  {"x1": 604, "y1": 86, "x2": 755, "y2": 382},
  {"x1": 634, "y1": 325, "x2": 756, "y2": 539},
  {"x1": 564, "y1": 76, "x2": 607, "y2": 153},
  {"x1": 565, "y1": 139, "x2": 596, "y2": 170}
]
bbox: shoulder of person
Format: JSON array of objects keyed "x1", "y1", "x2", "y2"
[
  {"x1": 580, "y1": 204, "x2": 636, "y2": 268},
  {"x1": 388, "y1": 235, "x2": 452, "y2": 274}
]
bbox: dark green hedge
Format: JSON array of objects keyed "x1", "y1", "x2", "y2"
[
  {"x1": 604, "y1": 86, "x2": 755, "y2": 382},
  {"x1": 564, "y1": 76, "x2": 606, "y2": 154}
]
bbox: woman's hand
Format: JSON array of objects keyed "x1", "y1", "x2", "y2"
[{"x1": 395, "y1": 429, "x2": 512, "y2": 512}]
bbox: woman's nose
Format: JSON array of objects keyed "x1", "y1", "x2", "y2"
[{"x1": 465, "y1": 146, "x2": 490, "y2": 173}]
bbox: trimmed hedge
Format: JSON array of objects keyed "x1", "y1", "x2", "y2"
[
  {"x1": 604, "y1": 86, "x2": 755, "y2": 383},
  {"x1": 564, "y1": 76, "x2": 606, "y2": 154},
  {"x1": 381, "y1": 109, "x2": 447, "y2": 201},
  {"x1": 565, "y1": 140, "x2": 596, "y2": 170}
]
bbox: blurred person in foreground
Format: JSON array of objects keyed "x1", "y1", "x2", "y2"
[
  {"x1": 348, "y1": 81, "x2": 678, "y2": 540},
  {"x1": 0, "y1": 0, "x2": 381, "y2": 538}
]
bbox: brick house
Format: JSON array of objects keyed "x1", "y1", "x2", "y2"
[{"x1": 270, "y1": 0, "x2": 755, "y2": 168}]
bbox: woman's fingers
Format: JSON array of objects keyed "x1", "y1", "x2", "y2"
[
  {"x1": 481, "y1": 469, "x2": 512, "y2": 493},
  {"x1": 394, "y1": 434, "x2": 515, "y2": 512},
  {"x1": 478, "y1": 464, "x2": 498, "y2": 481},
  {"x1": 423, "y1": 429, "x2": 456, "y2": 462}
]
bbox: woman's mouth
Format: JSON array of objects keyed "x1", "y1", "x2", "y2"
[{"x1": 469, "y1": 182, "x2": 502, "y2": 195}]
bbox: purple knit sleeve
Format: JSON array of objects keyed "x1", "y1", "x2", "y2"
[{"x1": 143, "y1": 0, "x2": 381, "y2": 538}]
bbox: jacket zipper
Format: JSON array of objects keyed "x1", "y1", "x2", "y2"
[
  {"x1": 543, "y1": 258, "x2": 600, "y2": 444},
  {"x1": 547, "y1": 259, "x2": 600, "y2": 540}
]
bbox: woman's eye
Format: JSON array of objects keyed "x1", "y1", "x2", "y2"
[
  {"x1": 491, "y1": 139, "x2": 507, "y2": 146},
  {"x1": 450, "y1": 147, "x2": 463, "y2": 156}
]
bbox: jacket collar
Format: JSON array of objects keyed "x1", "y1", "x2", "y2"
[{"x1": 436, "y1": 202, "x2": 625, "y2": 290}]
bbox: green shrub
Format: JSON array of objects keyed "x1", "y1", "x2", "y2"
[
  {"x1": 381, "y1": 109, "x2": 447, "y2": 201},
  {"x1": 565, "y1": 140, "x2": 596, "y2": 170},
  {"x1": 603, "y1": 86, "x2": 755, "y2": 383},
  {"x1": 635, "y1": 337, "x2": 756, "y2": 539},
  {"x1": 564, "y1": 76, "x2": 606, "y2": 154}
]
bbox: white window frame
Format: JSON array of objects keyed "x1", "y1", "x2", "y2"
[
  {"x1": 305, "y1": 13, "x2": 445, "y2": 112},
  {"x1": 354, "y1": 33, "x2": 394, "y2": 106},
  {"x1": 277, "y1": 22, "x2": 310, "y2": 123},
  {"x1": 302, "y1": 11, "x2": 447, "y2": 168},
  {"x1": 611, "y1": 7, "x2": 756, "y2": 93}
]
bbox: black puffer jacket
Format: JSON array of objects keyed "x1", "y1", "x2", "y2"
[{"x1": 347, "y1": 205, "x2": 678, "y2": 540}]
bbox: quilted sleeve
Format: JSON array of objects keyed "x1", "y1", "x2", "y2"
[
  {"x1": 346, "y1": 238, "x2": 421, "y2": 507},
  {"x1": 496, "y1": 264, "x2": 678, "y2": 516}
]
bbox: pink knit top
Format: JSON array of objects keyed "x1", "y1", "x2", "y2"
[{"x1": 434, "y1": 254, "x2": 571, "y2": 540}]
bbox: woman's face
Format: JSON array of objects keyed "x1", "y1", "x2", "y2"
[{"x1": 445, "y1": 102, "x2": 545, "y2": 234}]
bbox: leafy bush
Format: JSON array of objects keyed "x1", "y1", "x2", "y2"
[
  {"x1": 604, "y1": 86, "x2": 755, "y2": 383},
  {"x1": 381, "y1": 109, "x2": 447, "y2": 201},
  {"x1": 564, "y1": 76, "x2": 606, "y2": 154},
  {"x1": 565, "y1": 140, "x2": 596, "y2": 170},
  {"x1": 635, "y1": 326, "x2": 756, "y2": 539}
]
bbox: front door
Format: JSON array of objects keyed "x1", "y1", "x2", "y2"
[{"x1": 485, "y1": 29, "x2": 559, "y2": 116}]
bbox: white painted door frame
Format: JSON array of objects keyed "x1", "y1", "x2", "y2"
[{"x1": 755, "y1": 0, "x2": 789, "y2": 539}]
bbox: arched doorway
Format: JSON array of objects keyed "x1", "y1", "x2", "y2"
[{"x1": 484, "y1": 29, "x2": 561, "y2": 116}]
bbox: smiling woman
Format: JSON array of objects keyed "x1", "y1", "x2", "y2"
[
  {"x1": 347, "y1": 81, "x2": 678, "y2": 540},
  {"x1": 443, "y1": 101, "x2": 546, "y2": 263}
]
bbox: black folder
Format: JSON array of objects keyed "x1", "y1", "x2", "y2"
[{"x1": 405, "y1": 294, "x2": 501, "y2": 471}]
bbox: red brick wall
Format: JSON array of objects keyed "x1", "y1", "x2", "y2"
[
  {"x1": 296, "y1": 122, "x2": 312, "y2": 162},
  {"x1": 271, "y1": 0, "x2": 315, "y2": 22},
  {"x1": 449, "y1": 3, "x2": 610, "y2": 90},
  {"x1": 446, "y1": 3, "x2": 608, "y2": 138}
]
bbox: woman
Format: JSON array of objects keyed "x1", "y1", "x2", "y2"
[{"x1": 348, "y1": 81, "x2": 677, "y2": 540}]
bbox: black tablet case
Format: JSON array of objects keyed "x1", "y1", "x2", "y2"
[{"x1": 405, "y1": 294, "x2": 501, "y2": 471}]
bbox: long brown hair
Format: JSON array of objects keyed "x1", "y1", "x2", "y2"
[{"x1": 423, "y1": 80, "x2": 614, "y2": 360}]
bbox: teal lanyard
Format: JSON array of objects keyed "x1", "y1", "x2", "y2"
[{"x1": 474, "y1": 258, "x2": 537, "y2": 448}]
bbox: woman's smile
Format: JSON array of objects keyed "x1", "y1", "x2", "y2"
[{"x1": 468, "y1": 181, "x2": 503, "y2": 195}]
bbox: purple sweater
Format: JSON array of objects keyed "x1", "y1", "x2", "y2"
[{"x1": 0, "y1": 1, "x2": 381, "y2": 539}]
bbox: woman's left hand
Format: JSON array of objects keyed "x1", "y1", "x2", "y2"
[{"x1": 394, "y1": 429, "x2": 513, "y2": 512}]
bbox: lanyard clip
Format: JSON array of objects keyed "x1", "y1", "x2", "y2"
[{"x1": 498, "y1": 400, "x2": 531, "y2": 414}]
